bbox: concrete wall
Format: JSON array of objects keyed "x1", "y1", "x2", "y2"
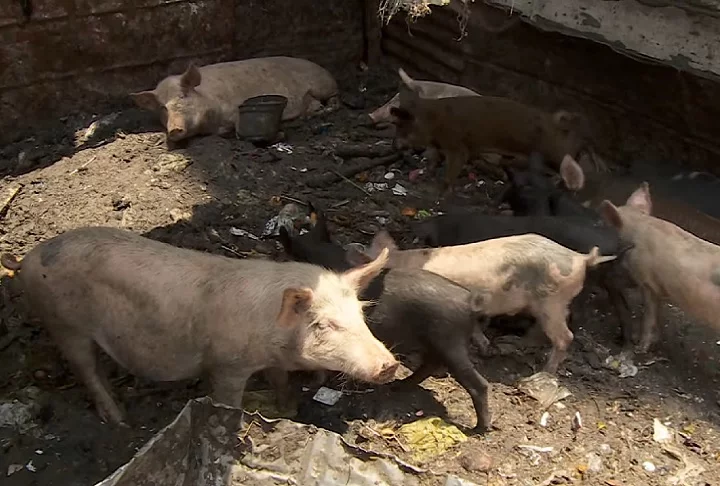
[
  {"x1": 382, "y1": 0, "x2": 720, "y2": 174},
  {"x1": 0, "y1": 0, "x2": 365, "y2": 144}
]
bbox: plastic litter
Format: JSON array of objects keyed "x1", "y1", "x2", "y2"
[
  {"x1": 312, "y1": 386, "x2": 343, "y2": 406},
  {"x1": 391, "y1": 183, "x2": 408, "y2": 196},
  {"x1": 642, "y1": 461, "x2": 656, "y2": 472},
  {"x1": 7, "y1": 464, "x2": 23, "y2": 476},
  {"x1": 652, "y1": 418, "x2": 673, "y2": 443},
  {"x1": 229, "y1": 227, "x2": 260, "y2": 240},
  {"x1": 604, "y1": 352, "x2": 639, "y2": 378},
  {"x1": 384, "y1": 172, "x2": 396, "y2": 180},
  {"x1": 397, "y1": 417, "x2": 468, "y2": 462},
  {"x1": 270, "y1": 142, "x2": 293, "y2": 154},
  {"x1": 261, "y1": 203, "x2": 309, "y2": 238},
  {"x1": 365, "y1": 182, "x2": 389, "y2": 193},
  {"x1": 516, "y1": 372, "x2": 572, "y2": 409},
  {"x1": 539, "y1": 411, "x2": 550, "y2": 427}
]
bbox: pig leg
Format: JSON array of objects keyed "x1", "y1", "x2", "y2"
[
  {"x1": 263, "y1": 367, "x2": 293, "y2": 408},
  {"x1": 393, "y1": 356, "x2": 441, "y2": 388},
  {"x1": 54, "y1": 332, "x2": 126, "y2": 425},
  {"x1": 442, "y1": 149, "x2": 468, "y2": 194},
  {"x1": 535, "y1": 304, "x2": 573, "y2": 373},
  {"x1": 209, "y1": 368, "x2": 251, "y2": 409},
  {"x1": 437, "y1": 344, "x2": 491, "y2": 431},
  {"x1": 637, "y1": 287, "x2": 660, "y2": 354}
]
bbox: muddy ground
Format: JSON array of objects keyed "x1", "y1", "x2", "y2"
[{"x1": 0, "y1": 63, "x2": 719, "y2": 486}]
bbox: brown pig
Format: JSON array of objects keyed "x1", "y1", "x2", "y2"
[
  {"x1": 389, "y1": 80, "x2": 596, "y2": 194},
  {"x1": 354, "y1": 231, "x2": 617, "y2": 373},
  {"x1": 130, "y1": 56, "x2": 338, "y2": 142},
  {"x1": 599, "y1": 183, "x2": 720, "y2": 353},
  {"x1": 368, "y1": 68, "x2": 481, "y2": 124},
  {"x1": 0, "y1": 227, "x2": 396, "y2": 426}
]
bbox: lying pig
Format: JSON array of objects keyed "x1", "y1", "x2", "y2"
[
  {"x1": 368, "y1": 68, "x2": 481, "y2": 124},
  {"x1": 0, "y1": 227, "x2": 396, "y2": 426},
  {"x1": 130, "y1": 56, "x2": 338, "y2": 142},
  {"x1": 357, "y1": 231, "x2": 617, "y2": 373},
  {"x1": 277, "y1": 206, "x2": 493, "y2": 431},
  {"x1": 389, "y1": 77, "x2": 596, "y2": 193},
  {"x1": 600, "y1": 183, "x2": 720, "y2": 353}
]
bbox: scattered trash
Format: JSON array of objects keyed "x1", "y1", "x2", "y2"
[
  {"x1": 597, "y1": 421, "x2": 607, "y2": 431},
  {"x1": 444, "y1": 475, "x2": 482, "y2": 486},
  {"x1": 416, "y1": 209, "x2": 432, "y2": 219},
  {"x1": 391, "y1": 184, "x2": 408, "y2": 196},
  {"x1": 75, "y1": 112, "x2": 119, "y2": 146},
  {"x1": 585, "y1": 452, "x2": 603, "y2": 473},
  {"x1": 375, "y1": 216, "x2": 388, "y2": 225},
  {"x1": 517, "y1": 445, "x2": 554, "y2": 453},
  {"x1": 397, "y1": 417, "x2": 468, "y2": 462},
  {"x1": 25, "y1": 461, "x2": 36, "y2": 473},
  {"x1": 539, "y1": 411, "x2": 550, "y2": 427},
  {"x1": 261, "y1": 203, "x2": 309, "y2": 238},
  {"x1": 364, "y1": 182, "x2": 388, "y2": 193},
  {"x1": 270, "y1": 142, "x2": 293, "y2": 154},
  {"x1": 653, "y1": 418, "x2": 673, "y2": 443},
  {"x1": 642, "y1": 461, "x2": 656, "y2": 472},
  {"x1": 0, "y1": 399, "x2": 36, "y2": 432},
  {"x1": 572, "y1": 411, "x2": 583, "y2": 432},
  {"x1": 516, "y1": 372, "x2": 572, "y2": 408},
  {"x1": 401, "y1": 206, "x2": 418, "y2": 217},
  {"x1": 681, "y1": 423, "x2": 696, "y2": 435},
  {"x1": 230, "y1": 227, "x2": 260, "y2": 240},
  {"x1": 34, "y1": 450, "x2": 43, "y2": 455},
  {"x1": 599, "y1": 444, "x2": 613, "y2": 455},
  {"x1": 384, "y1": 172, "x2": 395, "y2": 180},
  {"x1": 7, "y1": 464, "x2": 23, "y2": 476},
  {"x1": 408, "y1": 168, "x2": 425, "y2": 182},
  {"x1": 604, "y1": 353, "x2": 639, "y2": 378},
  {"x1": 312, "y1": 387, "x2": 343, "y2": 406}
]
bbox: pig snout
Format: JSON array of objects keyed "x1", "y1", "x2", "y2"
[
  {"x1": 166, "y1": 122, "x2": 187, "y2": 142},
  {"x1": 374, "y1": 359, "x2": 400, "y2": 384}
]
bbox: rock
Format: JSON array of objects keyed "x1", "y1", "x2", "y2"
[{"x1": 459, "y1": 449, "x2": 493, "y2": 473}]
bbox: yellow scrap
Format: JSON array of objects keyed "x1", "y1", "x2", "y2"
[{"x1": 397, "y1": 417, "x2": 467, "y2": 462}]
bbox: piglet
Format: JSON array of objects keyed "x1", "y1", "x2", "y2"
[
  {"x1": 600, "y1": 183, "x2": 720, "y2": 353},
  {"x1": 130, "y1": 56, "x2": 338, "y2": 142},
  {"x1": 277, "y1": 206, "x2": 494, "y2": 431},
  {"x1": 0, "y1": 227, "x2": 395, "y2": 426},
  {"x1": 359, "y1": 230, "x2": 617, "y2": 373},
  {"x1": 389, "y1": 74, "x2": 598, "y2": 194}
]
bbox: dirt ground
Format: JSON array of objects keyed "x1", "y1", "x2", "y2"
[{"x1": 0, "y1": 63, "x2": 719, "y2": 486}]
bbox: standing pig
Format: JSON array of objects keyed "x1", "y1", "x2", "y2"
[
  {"x1": 130, "y1": 56, "x2": 338, "y2": 142},
  {"x1": 389, "y1": 78, "x2": 598, "y2": 194},
  {"x1": 277, "y1": 206, "x2": 493, "y2": 431},
  {"x1": 0, "y1": 227, "x2": 396, "y2": 426},
  {"x1": 357, "y1": 231, "x2": 617, "y2": 373},
  {"x1": 599, "y1": 183, "x2": 720, "y2": 353},
  {"x1": 368, "y1": 68, "x2": 481, "y2": 124}
]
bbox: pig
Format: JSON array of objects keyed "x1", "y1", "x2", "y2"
[
  {"x1": 0, "y1": 227, "x2": 396, "y2": 426},
  {"x1": 277, "y1": 206, "x2": 493, "y2": 431},
  {"x1": 368, "y1": 68, "x2": 481, "y2": 124},
  {"x1": 357, "y1": 230, "x2": 618, "y2": 373},
  {"x1": 600, "y1": 183, "x2": 720, "y2": 353},
  {"x1": 389, "y1": 76, "x2": 599, "y2": 194},
  {"x1": 129, "y1": 56, "x2": 338, "y2": 142}
]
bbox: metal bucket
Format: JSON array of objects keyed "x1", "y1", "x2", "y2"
[{"x1": 236, "y1": 94, "x2": 288, "y2": 145}]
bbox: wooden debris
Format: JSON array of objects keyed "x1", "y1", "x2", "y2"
[{"x1": 0, "y1": 183, "x2": 22, "y2": 219}]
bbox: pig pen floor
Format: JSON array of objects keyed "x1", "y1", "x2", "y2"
[{"x1": 1, "y1": 65, "x2": 719, "y2": 486}]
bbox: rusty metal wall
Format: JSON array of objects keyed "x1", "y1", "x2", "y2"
[
  {"x1": 382, "y1": 1, "x2": 720, "y2": 173},
  {"x1": 0, "y1": 0, "x2": 364, "y2": 144}
]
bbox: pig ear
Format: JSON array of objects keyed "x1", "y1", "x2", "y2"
[
  {"x1": 599, "y1": 200, "x2": 623, "y2": 229},
  {"x1": 559, "y1": 154, "x2": 585, "y2": 191},
  {"x1": 180, "y1": 64, "x2": 202, "y2": 91},
  {"x1": 277, "y1": 288, "x2": 314, "y2": 327},
  {"x1": 130, "y1": 90, "x2": 162, "y2": 112},
  {"x1": 342, "y1": 247, "x2": 389, "y2": 292},
  {"x1": 398, "y1": 68, "x2": 415, "y2": 89},
  {"x1": 468, "y1": 291, "x2": 487, "y2": 314},
  {"x1": 626, "y1": 182, "x2": 652, "y2": 215}
]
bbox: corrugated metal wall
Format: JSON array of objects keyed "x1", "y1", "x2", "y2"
[{"x1": 382, "y1": 0, "x2": 720, "y2": 173}]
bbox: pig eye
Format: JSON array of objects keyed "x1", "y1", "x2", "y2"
[{"x1": 315, "y1": 320, "x2": 339, "y2": 331}]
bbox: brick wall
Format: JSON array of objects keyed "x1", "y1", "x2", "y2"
[
  {"x1": 0, "y1": 0, "x2": 365, "y2": 144},
  {"x1": 383, "y1": 1, "x2": 720, "y2": 174}
]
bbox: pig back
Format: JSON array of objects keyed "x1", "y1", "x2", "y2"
[{"x1": 14, "y1": 227, "x2": 318, "y2": 379}]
